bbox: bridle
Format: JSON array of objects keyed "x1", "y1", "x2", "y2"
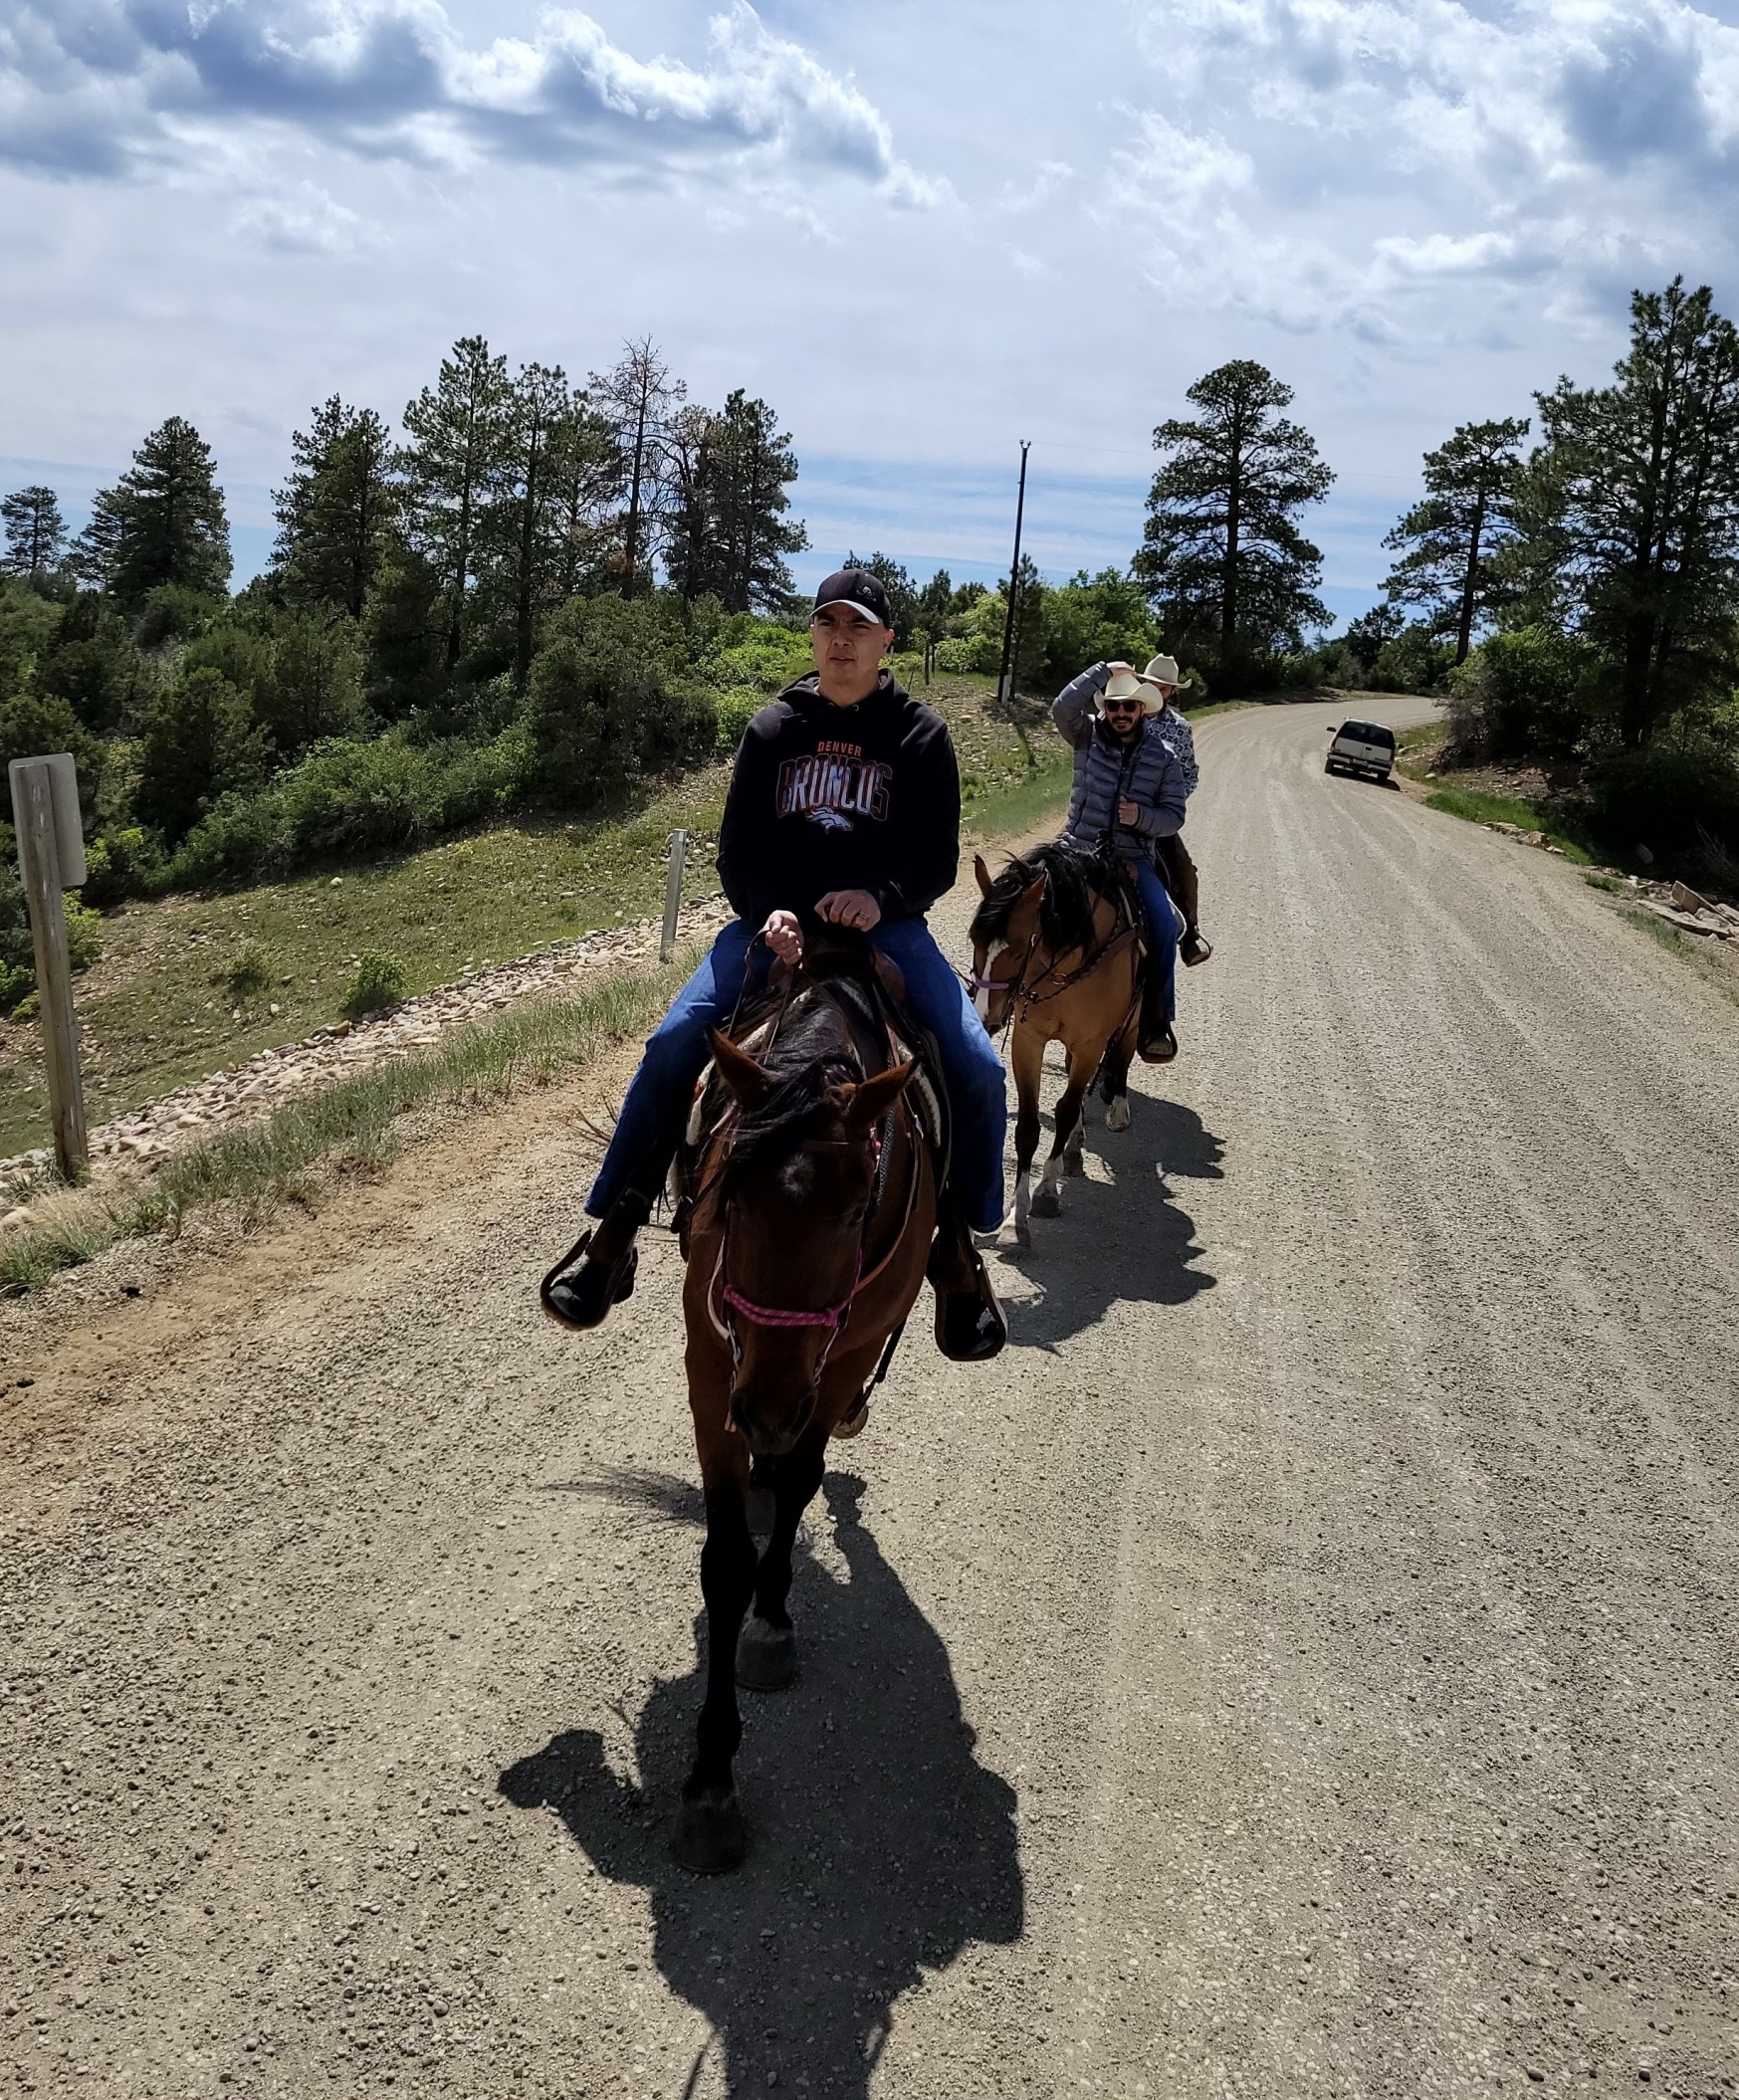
[
  {"x1": 704, "y1": 1101, "x2": 922, "y2": 1378},
  {"x1": 966, "y1": 882, "x2": 1138, "y2": 1032}
]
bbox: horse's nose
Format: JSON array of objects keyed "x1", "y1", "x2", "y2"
[{"x1": 732, "y1": 1385, "x2": 816, "y2": 1458}]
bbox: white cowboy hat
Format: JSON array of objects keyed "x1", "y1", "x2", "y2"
[
  {"x1": 1101, "y1": 665, "x2": 1162, "y2": 716},
  {"x1": 1142, "y1": 654, "x2": 1184, "y2": 692}
]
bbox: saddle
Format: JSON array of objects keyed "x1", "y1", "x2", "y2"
[{"x1": 671, "y1": 936, "x2": 950, "y2": 1243}]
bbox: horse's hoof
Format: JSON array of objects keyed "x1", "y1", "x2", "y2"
[
  {"x1": 1106, "y1": 1099, "x2": 1132, "y2": 1134},
  {"x1": 737, "y1": 1617, "x2": 798, "y2": 1692},
  {"x1": 830, "y1": 1397, "x2": 869, "y2": 1440},
  {"x1": 670, "y1": 1787, "x2": 748, "y2": 1875},
  {"x1": 1013, "y1": 1221, "x2": 1032, "y2": 1249},
  {"x1": 1031, "y1": 1186, "x2": 1062, "y2": 1218}
]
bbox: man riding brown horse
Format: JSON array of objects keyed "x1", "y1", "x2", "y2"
[
  {"x1": 1051, "y1": 660, "x2": 1191, "y2": 1061},
  {"x1": 543, "y1": 567, "x2": 1008, "y2": 1362}
]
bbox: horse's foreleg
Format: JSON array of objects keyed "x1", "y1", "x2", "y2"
[
  {"x1": 672, "y1": 1479, "x2": 757, "y2": 1874},
  {"x1": 1104, "y1": 1000, "x2": 1139, "y2": 1133},
  {"x1": 1033, "y1": 1064, "x2": 1089, "y2": 1218},
  {"x1": 738, "y1": 1431, "x2": 826, "y2": 1693},
  {"x1": 1009, "y1": 1026, "x2": 1044, "y2": 1248}
]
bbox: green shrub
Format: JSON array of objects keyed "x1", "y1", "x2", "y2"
[
  {"x1": 1583, "y1": 740, "x2": 1739, "y2": 864},
  {"x1": 135, "y1": 666, "x2": 268, "y2": 841},
  {"x1": 0, "y1": 689, "x2": 107, "y2": 822},
  {"x1": 936, "y1": 634, "x2": 996, "y2": 674},
  {"x1": 1448, "y1": 628, "x2": 1595, "y2": 762},
  {"x1": 342, "y1": 949, "x2": 409, "y2": 1018},
  {"x1": 527, "y1": 634, "x2": 646, "y2": 810},
  {"x1": 80, "y1": 826, "x2": 169, "y2": 907},
  {"x1": 715, "y1": 687, "x2": 763, "y2": 752},
  {"x1": 134, "y1": 584, "x2": 221, "y2": 650},
  {"x1": 63, "y1": 898, "x2": 103, "y2": 971}
]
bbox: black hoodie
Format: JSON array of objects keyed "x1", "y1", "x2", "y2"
[{"x1": 717, "y1": 670, "x2": 960, "y2": 929}]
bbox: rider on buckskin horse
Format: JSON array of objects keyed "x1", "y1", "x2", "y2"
[
  {"x1": 1051, "y1": 658, "x2": 1194, "y2": 1063},
  {"x1": 543, "y1": 567, "x2": 1009, "y2": 1362}
]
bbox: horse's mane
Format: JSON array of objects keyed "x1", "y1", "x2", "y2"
[
  {"x1": 718, "y1": 982, "x2": 864, "y2": 1193},
  {"x1": 971, "y1": 838, "x2": 1120, "y2": 955}
]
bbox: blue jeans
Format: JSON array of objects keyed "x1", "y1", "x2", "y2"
[
  {"x1": 586, "y1": 917, "x2": 1009, "y2": 1233},
  {"x1": 1132, "y1": 858, "x2": 1182, "y2": 1021}
]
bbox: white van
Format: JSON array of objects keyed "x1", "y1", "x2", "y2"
[{"x1": 1325, "y1": 719, "x2": 1397, "y2": 782}]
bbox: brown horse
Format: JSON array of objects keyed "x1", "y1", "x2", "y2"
[
  {"x1": 968, "y1": 841, "x2": 1142, "y2": 1245},
  {"x1": 670, "y1": 960, "x2": 936, "y2": 1873}
]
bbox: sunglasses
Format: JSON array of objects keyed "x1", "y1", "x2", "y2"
[{"x1": 1103, "y1": 699, "x2": 1143, "y2": 713}]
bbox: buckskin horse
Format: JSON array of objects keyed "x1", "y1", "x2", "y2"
[
  {"x1": 967, "y1": 841, "x2": 1142, "y2": 1244},
  {"x1": 668, "y1": 949, "x2": 936, "y2": 1873}
]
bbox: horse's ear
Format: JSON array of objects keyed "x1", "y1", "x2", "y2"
[
  {"x1": 974, "y1": 853, "x2": 993, "y2": 896},
  {"x1": 710, "y1": 1030, "x2": 774, "y2": 1107},
  {"x1": 845, "y1": 1059, "x2": 915, "y2": 1133},
  {"x1": 1019, "y1": 873, "x2": 1045, "y2": 912}
]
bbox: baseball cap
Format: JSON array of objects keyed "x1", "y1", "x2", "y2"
[{"x1": 813, "y1": 567, "x2": 893, "y2": 628}]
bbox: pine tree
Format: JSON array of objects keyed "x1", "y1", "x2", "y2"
[
  {"x1": 841, "y1": 551, "x2": 919, "y2": 641},
  {"x1": 75, "y1": 418, "x2": 231, "y2": 605},
  {"x1": 492, "y1": 362, "x2": 583, "y2": 696},
  {"x1": 135, "y1": 667, "x2": 267, "y2": 839},
  {"x1": 273, "y1": 397, "x2": 398, "y2": 618},
  {"x1": 589, "y1": 338, "x2": 684, "y2": 597},
  {"x1": 1528, "y1": 278, "x2": 1739, "y2": 747},
  {"x1": 707, "y1": 391, "x2": 806, "y2": 614},
  {"x1": 1, "y1": 487, "x2": 66, "y2": 578},
  {"x1": 401, "y1": 337, "x2": 514, "y2": 673},
  {"x1": 1382, "y1": 418, "x2": 1529, "y2": 663},
  {"x1": 1135, "y1": 360, "x2": 1333, "y2": 675}
]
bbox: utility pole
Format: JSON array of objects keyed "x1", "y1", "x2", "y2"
[
  {"x1": 995, "y1": 440, "x2": 1031, "y2": 715},
  {"x1": 8, "y1": 753, "x2": 89, "y2": 1182}
]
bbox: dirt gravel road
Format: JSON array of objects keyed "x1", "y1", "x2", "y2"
[{"x1": 5, "y1": 696, "x2": 1739, "y2": 2099}]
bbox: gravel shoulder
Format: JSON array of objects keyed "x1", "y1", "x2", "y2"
[{"x1": 4, "y1": 696, "x2": 1738, "y2": 2098}]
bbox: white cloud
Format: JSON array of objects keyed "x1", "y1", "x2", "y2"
[
  {"x1": 1111, "y1": 0, "x2": 1739, "y2": 331},
  {"x1": 231, "y1": 179, "x2": 369, "y2": 253},
  {"x1": 0, "y1": 0, "x2": 936, "y2": 201}
]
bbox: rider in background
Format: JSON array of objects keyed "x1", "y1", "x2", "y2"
[
  {"x1": 1051, "y1": 660, "x2": 1188, "y2": 1061},
  {"x1": 544, "y1": 567, "x2": 1008, "y2": 1361},
  {"x1": 1140, "y1": 655, "x2": 1211, "y2": 967}
]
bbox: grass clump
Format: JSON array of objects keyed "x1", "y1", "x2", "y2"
[
  {"x1": 220, "y1": 940, "x2": 279, "y2": 1004},
  {"x1": 0, "y1": 956, "x2": 688, "y2": 1296},
  {"x1": 342, "y1": 949, "x2": 410, "y2": 1018},
  {"x1": 1423, "y1": 784, "x2": 1594, "y2": 863}
]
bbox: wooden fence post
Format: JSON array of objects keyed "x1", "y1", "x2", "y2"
[
  {"x1": 661, "y1": 829, "x2": 688, "y2": 963},
  {"x1": 9, "y1": 755, "x2": 90, "y2": 1183}
]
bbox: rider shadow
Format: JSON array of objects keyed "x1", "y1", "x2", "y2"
[
  {"x1": 500, "y1": 1472, "x2": 1023, "y2": 2098},
  {"x1": 1000, "y1": 1096, "x2": 1222, "y2": 1350}
]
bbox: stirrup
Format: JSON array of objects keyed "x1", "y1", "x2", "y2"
[{"x1": 540, "y1": 1191, "x2": 649, "y2": 1331}]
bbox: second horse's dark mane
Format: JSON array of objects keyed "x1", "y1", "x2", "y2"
[{"x1": 971, "y1": 838, "x2": 1121, "y2": 956}]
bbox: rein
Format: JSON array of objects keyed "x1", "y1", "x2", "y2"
[{"x1": 969, "y1": 874, "x2": 1138, "y2": 1025}]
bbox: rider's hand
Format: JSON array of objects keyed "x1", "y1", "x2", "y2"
[
  {"x1": 815, "y1": 889, "x2": 882, "y2": 932},
  {"x1": 762, "y1": 909, "x2": 804, "y2": 963},
  {"x1": 1118, "y1": 797, "x2": 1140, "y2": 826}
]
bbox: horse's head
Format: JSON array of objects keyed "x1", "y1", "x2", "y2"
[
  {"x1": 968, "y1": 851, "x2": 1046, "y2": 1034},
  {"x1": 709, "y1": 1025, "x2": 915, "y2": 1457}
]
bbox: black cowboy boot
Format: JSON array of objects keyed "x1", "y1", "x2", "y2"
[
  {"x1": 541, "y1": 1188, "x2": 651, "y2": 1331},
  {"x1": 1137, "y1": 953, "x2": 1179, "y2": 1064},
  {"x1": 927, "y1": 1195, "x2": 1008, "y2": 1363}
]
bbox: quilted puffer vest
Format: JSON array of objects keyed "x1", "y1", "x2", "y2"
[{"x1": 1062, "y1": 720, "x2": 1176, "y2": 862}]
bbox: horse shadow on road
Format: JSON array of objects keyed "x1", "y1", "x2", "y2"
[
  {"x1": 500, "y1": 1471, "x2": 1022, "y2": 2098},
  {"x1": 998, "y1": 1094, "x2": 1222, "y2": 1349}
]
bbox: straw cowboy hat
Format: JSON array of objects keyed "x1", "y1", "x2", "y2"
[{"x1": 1100, "y1": 664, "x2": 1163, "y2": 716}]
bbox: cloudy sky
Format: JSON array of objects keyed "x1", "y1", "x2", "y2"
[{"x1": 5, "y1": 0, "x2": 1739, "y2": 623}]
